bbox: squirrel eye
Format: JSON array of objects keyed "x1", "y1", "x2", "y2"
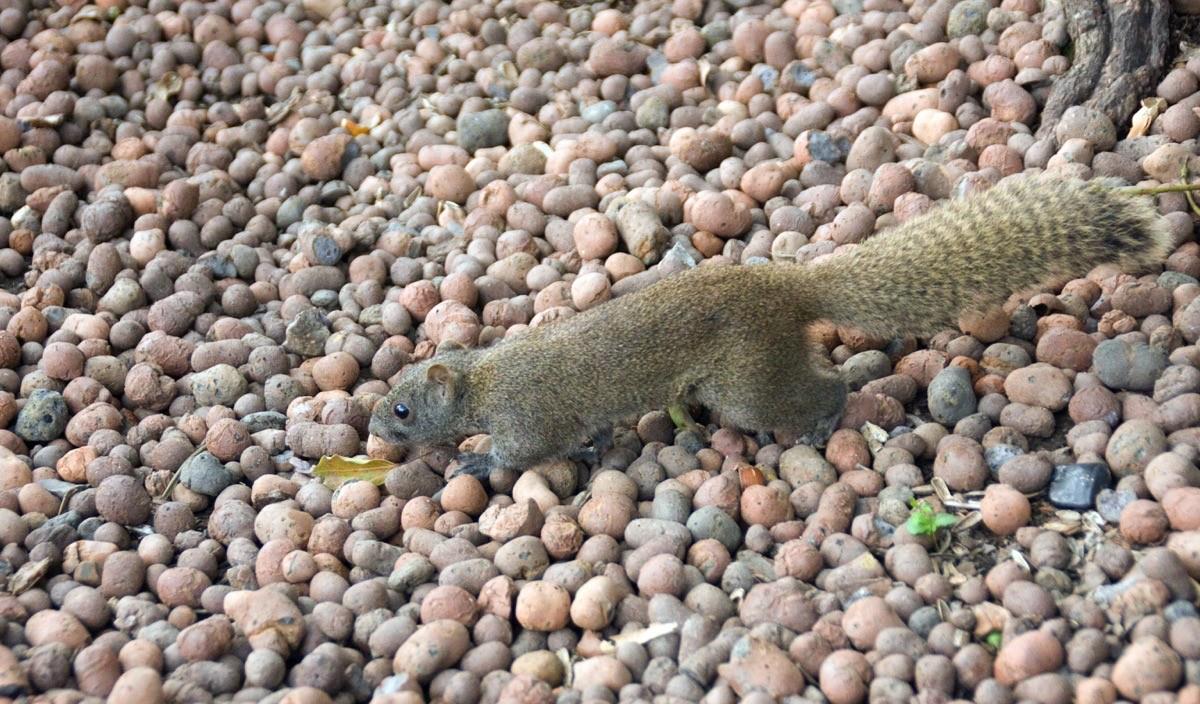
[{"x1": 393, "y1": 403, "x2": 410, "y2": 420}]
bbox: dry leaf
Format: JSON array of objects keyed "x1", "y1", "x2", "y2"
[
  {"x1": 149, "y1": 72, "x2": 183, "y2": 103},
  {"x1": 403, "y1": 186, "x2": 423, "y2": 210},
  {"x1": 267, "y1": 89, "x2": 302, "y2": 126},
  {"x1": 1128, "y1": 97, "x2": 1166, "y2": 138},
  {"x1": 70, "y1": 6, "x2": 110, "y2": 23},
  {"x1": 606, "y1": 622, "x2": 677, "y2": 649},
  {"x1": 312, "y1": 455, "x2": 397, "y2": 489},
  {"x1": 19, "y1": 115, "x2": 64, "y2": 129},
  {"x1": 341, "y1": 119, "x2": 370, "y2": 137},
  {"x1": 1010, "y1": 548, "x2": 1032, "y2": 572},
  {"x1": 860, "y1": 421, "x2": 888, "y2": 453},
  {"x1": 8, "y1": 557, "x2": 51, "y2": 595},
  {"x1": 931, "y1": 476, "x2": 951, "y2": 503},
  {"x1": 973, "y1": 601, "x2": 1009, "y2": 637},
  {"x1": 557, "y1": 648, "x2": 574, "y2": 688},
  {"x1": 738, "y1": 464, "x2": 765, "y2": 487}
]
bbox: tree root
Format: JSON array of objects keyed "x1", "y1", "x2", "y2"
[{"x1": 1035, "y1": 0, "x2": 1172, "y2": 141}]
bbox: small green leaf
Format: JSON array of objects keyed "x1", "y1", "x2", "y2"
[
  {"x1": 907, "y1": 513, "x2": 933, "y2": 536},
  {"x1": 933, "y1": 513, "x2": 958, "y2": 529},
  {"x1": 985, "y1": 631, "x2": 1002, "y2": 649}
]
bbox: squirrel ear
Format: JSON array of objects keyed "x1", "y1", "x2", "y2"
[{"x1": 426, "y1": 364, "x2": 460, "y2": 392}]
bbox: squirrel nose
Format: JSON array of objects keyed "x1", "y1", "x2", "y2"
[{"x1": 367, "y1": 415, "x2": 397, "y2": 441}]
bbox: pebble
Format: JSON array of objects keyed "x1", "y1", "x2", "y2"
[
  {"x1": 636, "y1": 96, "x2": 670, "y2": 130},
  {"x1": 581, "y1": 101, "x2": 617, "y2": 123},
  {"x1": 457, "y1": 109, "x2": 510, "y2": 153},
  {"x1": 1054, "y1": 105, "x2": 1118, "y2": 151},
  {"x1": 1093, "y1": 338, "x2": 1169, "y2": 391},
  {"x1": 191, "y1": 365, "x2": 248, "y2": 408},
  {"x1": 284, "y1": 309, "x2": 330, "y2": 357},
  {"x1": 1096, "y1": 488, "x2": 1137, "y2": 523},
  {"x1": 926, "y1": 366, "x2": 977, "y2": 425},
  {"x1": 1047, "y1": 463, "x2": 1112, "y2": 509},
  {"x1": 14, "y1": 389, "x2": 68, "y2": 442},
  {"x1": 948, "y1": 0, "x2": 991, "y2": 37},
  {"x1": 180, "y1": 452, "x2": 237, "y2": 497},
  {"x1": 686, "y1": 506, "x2": 742, "y2": 552}
]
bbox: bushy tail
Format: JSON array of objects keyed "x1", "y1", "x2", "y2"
[{"x1": 805, "y1": 175, "x2": 1174, "y2": 338}]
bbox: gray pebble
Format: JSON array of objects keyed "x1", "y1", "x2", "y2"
[
  {"x1": 1164, "y1": 600, "x2": 1199, "y2": 622},
  {"x1": 947, "y1": 0, "x2": 990, "y2": 38},
  {"x1": 191, "y1": 364, "x2": 248, "y2": 407},
  {"x1": 652, "y1": 490, "x2": 691, "y2": 524},
  {"x1": 985, "y1": 444, "x2": 1024, "y2": 474},
  {"x1": 241, "y1": 411, "x2": 288, "y2": 433},
  {"x1": 1054, "y1": 105, "x2": 1117, "y2": 151},
  {"x1": 276, "y1": 196, "x2": 306, "y2": 229},
  {"x1": 15, "y1": 389, "x2": 69, "y2": 442},
  {"x1": 908, "y1": 606, "x2": 941, "y2": 638},
  {"x1": 842, "y1": 350, "x2": 892, "y2": 391},
  {"x1": 582, "y1": 100, "x2": 617, "y2": 124},
  {"x1": 97, "y1": 278, "x2": 146, "y2": 316},
  {"x1": 686, "y1": 506, "x2": 741, "y2": 553},
  {"x1": 80, "y1": 197, "x2": 133, "y2": 243},
  {"x1": 311, "y1": 289, "x2": 339, "y2": 309},
  {"x1": 284, "y1": 308, "x2": 330, "y2": 357},
  {"x1": 980, "y1": 342, "x2": 1031, "y2": 375},
  {"x1": 0, "y1": 173, "x2": 25, "y2": 212},
  {"x1": 626, "y1": 518, "x2": 692, "y2": 549},
  {"x1": 636, "y1": 96, "x2": 670, "y2": 130},
  {"x1": 1095, "y1": 488, "x2": 1137, "y2": 523},
  {"x1": 926, "y1": 366, "x2": 977, "y2": 425},
  {"x1": 180, "y1": 451, "x2": 237, "y2": 497},
  {"x1": 1159, "y1": 271, "x2": 1199, "y2": 291},
  {"x1": 457, "y1": 109, "x2": 510, "y2": 153},
  {"x1": 1093, "y1": 337, "x2": 1168, "y2": 392},
  {"x1": 610, "y1": 198, "x2": 670, "y2": 264}
]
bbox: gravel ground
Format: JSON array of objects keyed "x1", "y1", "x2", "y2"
[{"x1": 1, "y1": 0, "x2": 1200, "y2": 702}]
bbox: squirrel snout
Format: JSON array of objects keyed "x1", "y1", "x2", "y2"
[{"x1": 368, "y1": 414, "x2": 403, "y2": 444}]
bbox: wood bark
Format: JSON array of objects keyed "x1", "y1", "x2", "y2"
[{"x1": 1035, "y1": 0, "x2": 1172, "y2": 141}]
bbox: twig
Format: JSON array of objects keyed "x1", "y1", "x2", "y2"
[{"x1": 1117, "y1": 182, "x2": 1200, "y2": 196}]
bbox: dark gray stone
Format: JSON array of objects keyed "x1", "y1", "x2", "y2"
[
  {"x1": 1047, "y1": 462, "x2": 1111, "y2": 509},
  {"x1": 456, "y1": 109, "x2": 509, "y2": 153},
  {"x1": 180, "y1": 451, "x2": 236, "y2": 497}
]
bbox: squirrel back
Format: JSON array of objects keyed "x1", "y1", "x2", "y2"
[{"x1": 802, "y1": 174, "x2": 1173, "y2": 338}]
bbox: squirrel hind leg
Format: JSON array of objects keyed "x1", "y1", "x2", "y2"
[
  {"x1": 566, "y1": 427, "x2": 614, "y2": 465},
  {"x1": 696, "y1": 363, "x2": 848, "y2": 444}
]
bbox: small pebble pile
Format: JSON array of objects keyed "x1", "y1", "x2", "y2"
[{"x1": 2, "y1": 0, "x2": 1200, "y2": 700}]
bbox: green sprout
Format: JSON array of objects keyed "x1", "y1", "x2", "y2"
[
  {"x1": 985, "y1": 631, "x2": 1003, "y2": 649},
  {"x1": 905, "y1": 499, "x2": 958, "y2": 537}
]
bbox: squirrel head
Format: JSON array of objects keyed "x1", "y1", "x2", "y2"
[{"x1": 369, "y1": 351, "x2": 475, "y2": 447}]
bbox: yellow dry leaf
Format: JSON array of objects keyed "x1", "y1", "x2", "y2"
[
  {"x1": 341, "y1": 119, "x2": 370, "y2": 137},
  {"x1": 1128, "y1": 97, "x2": 1166, "y2": 138},
  {"x1": 972, "y1": 601, "x2": 1009, "y2": 638},
  {"x1": 149, "y1": 72, "x2": 183, "y2": 103},
  {"x1": 312, "y1": 455, "x2": 396, "y2": 490}
]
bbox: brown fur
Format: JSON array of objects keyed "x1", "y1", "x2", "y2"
[{"x1": 369, "y1": 175, "x2": 1172, "y2": 478}]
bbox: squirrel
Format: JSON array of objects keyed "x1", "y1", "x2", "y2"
[{"x1": 369, "y1": 174, "x2": 1173, "y2": 479}]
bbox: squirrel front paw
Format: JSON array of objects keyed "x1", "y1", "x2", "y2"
[
  {"x1": 796, "y1": 413, "x2": 841, "y2": 448},
  {"x1": 450, "y1": 452, "x2": 496, "y2": 479}
]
